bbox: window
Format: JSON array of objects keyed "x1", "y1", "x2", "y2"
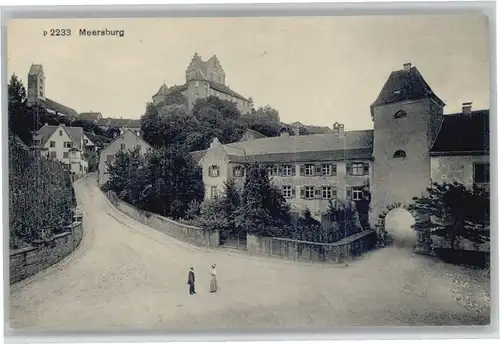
[
  {"x1": 71, "y1": 151, "x2": 76, "y2": 156},
  {"x1": 233, "y1": 165, "x2": 244, "y2": 177},
  {"x1": 120, "y1": 143, "x2": 126, "y2": 150},
  {"x1": 84, "y1": 139, "x2": 88, "y2": 144},
  {"x1": 208, "y1": 165, "x2": 220, "y2": 177},
  {"x1": 195, "y1": 81, "x2": 199, "y2": 87},
  {"x1": 64, "y1": 141, "x2": 72, "y2": 148},
  {"x1": 347, "y1": 186, "x2": 364, "y2": 201},
  {"x1": 393, "y1": 150, "x2": 407, "y2": 158},
  {"x1": 49, "y1": 141, "x2": 56, "y2": 147},
  {"x1": 63, "y1": 152, "x2": 69, "y2": 158},
  {"x1": 106, "y1": 155, "x2": 114, "y2": 163},
  {"x1": 282, "y1": 185, "x2": 294, "y2": 198},
  {"x1": 394, "y1": 110, "x2": 407, "y2": 119},
  {"x1": 321, "y1": 164, "x2": 332, "y2": 176},
  {"x1": 321, "y1": 186, "x2": 336, "y2": 200},
  {"x1": 267, "y1": 165, "x2": 278, "y2": 177},
  {"x1": 350, "y1": 163, "x2": 365, "y2": 176},
  {"x1": 50, "y1": 151, "x2": 57, "y2": 158},
  {"x1": 305, "y1": 164, "x2": 315, "y2": 176},
  {"x1": 282, "y1": 165, "x2": 294, "y2": 176},
  {"x1": 59, "y1": 130, "x2": 63, "y2": 136},
  {"x1": 305, "y1": 186, "x2": 315, "y2": 199},
  {"x1": 210, "y1": 186, "x2": 218, "y2": 200},
  {"x1": 474, "y1": 163, "x2": 490, "y2": 184}
]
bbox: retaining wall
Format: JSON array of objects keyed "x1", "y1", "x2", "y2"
[
  {"x1": 9, "y1": 221, "x2": 83, "y2": 284},
  {"x1": 247, "y1": 230, "x2": 377, "y2": 263},
  {"x1": 106, "y1": 192, "x2": 219, "y2": 248}
]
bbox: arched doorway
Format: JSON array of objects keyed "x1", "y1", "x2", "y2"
[{"x1": 377, "y1": 203, "x2": 418, "y2": 248}]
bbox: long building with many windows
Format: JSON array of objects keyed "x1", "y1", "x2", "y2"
[{"x1": 194, "y1": 62, "x2": 490, "y2": 228}]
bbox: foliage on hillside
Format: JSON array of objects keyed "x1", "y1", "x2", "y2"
[
  {"x1": 9, "y1": 131, "x2": 75, "y2": 249},
  {"x1": 140, "y1": 94, "x2": 306, "y2": 151},
  {"x1": 103, "y1": 144, "x2": 204, "y2": 219}
]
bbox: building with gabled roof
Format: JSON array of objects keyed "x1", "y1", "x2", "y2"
[
  {"x1": 198, "y1": 63, "x2": 489, "y2": 242},
  {"x1": 27, "y1": 64, "x2": 79, "y2": 118},
  {"x1": 98, "y1": 129, "x2": 153, "y2": 186},
  {"x1": 152, "y1": 53, "x2": 252, "y2": 114},
  {"x1": 31, "y1": 123, "x2": 91, "y2": 177}
]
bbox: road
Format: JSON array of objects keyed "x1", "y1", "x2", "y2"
[{"x1": 9, "y1": 174, "x2": 490, "y2": 331}]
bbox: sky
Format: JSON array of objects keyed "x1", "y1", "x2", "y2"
[{"x1": 7, "y1": 15, "x2": 490, "y2": 131}]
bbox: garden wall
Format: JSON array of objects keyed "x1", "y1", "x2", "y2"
[
  {"x1": 247, "y1": 230, "x2": 377, "y2": 263},
  {"x1": 9, "y1": 221, "x2": 83, "y2": 284},
  {"x1": 106, "y1": 191, "x2": 219, "y2": 248}
]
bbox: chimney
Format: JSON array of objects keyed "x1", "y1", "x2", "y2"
[
  {"x1": 462, "y1": 102, "x2": 472, "y2": 114},
  {"x1": 403, "y1": 62, "x2": 412, "y2": 71},
  {"x1": 333, "y1": 122, "x2": 345, "y2": 136}
]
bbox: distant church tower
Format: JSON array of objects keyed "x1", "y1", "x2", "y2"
[
  {"x1": 369, "y1": 63, "x2": 445, "y2": 227},
  {"x1": 27, "y1": 64, "x2": 46, "y2": 107}
]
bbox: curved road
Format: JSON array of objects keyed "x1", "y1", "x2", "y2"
[{"x1": 9, "y1": 174, "x2": 490, "y2": 331}]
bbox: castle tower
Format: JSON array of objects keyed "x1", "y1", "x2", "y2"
[
  {"x1": 27, "y1": 64, "x2": 46, "y2": 106},
  {"x1": 369, "y1": 63, "x2": 445, "y2": 228},
  {"x1": 152, "y1": 82, "x2": 169, "y2": 106}
]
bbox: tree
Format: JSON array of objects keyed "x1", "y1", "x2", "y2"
[
  {"x1": 234, "y1": 163, "x2": 291, "y2": 236},
  {"x1": 8, "y1": 74, "x2": 32, "y2": 145},
  {"x1": 408, "y1": 181, "x2": 490, "y2": 250}
]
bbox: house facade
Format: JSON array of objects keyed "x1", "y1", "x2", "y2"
[
  {"x1": 31, "y1": 123, "x2": 90, "y2": 178},
  {"x1": 196, "y1": 63, "x2": 490, "y2": 228},
  {"x1": 152, "y1": 53, "x2": 252, "y2": 114},
  {"x1": 98, "y1": 129, "x2": 153, "y2": 186}
]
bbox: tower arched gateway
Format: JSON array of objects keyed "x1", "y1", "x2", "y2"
[
  {"x1": 369, "y1": 63, "x2": 444, "y2": 252},
  {"x1": 375, "y1": 202, "x2": 428, "y2": 249}
]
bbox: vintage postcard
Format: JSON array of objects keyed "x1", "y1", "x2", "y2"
[{"x1": 6, "y1": 13, "x2": 491, "y2": 333}]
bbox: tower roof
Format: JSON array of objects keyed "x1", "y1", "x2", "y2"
[
  {"x1": 154, "y1": 83, "x2": 169, "y2": 97},
  {"x1": 371, "y1": 64, "x2": 445, "y2": 117},
  {"x1": 29, "y1": 64, "x2": 44, "y2": 75}
]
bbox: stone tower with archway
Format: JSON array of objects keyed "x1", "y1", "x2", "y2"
[{"x1": 369, "y1": 63, "x2": 445, "y2": 242}]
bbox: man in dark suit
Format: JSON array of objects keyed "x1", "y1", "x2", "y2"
[{"x1": 187, "y1": 267, "x2": 196, "y2": 295}]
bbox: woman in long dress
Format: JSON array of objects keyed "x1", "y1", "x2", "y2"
[{"x1": 209, "y1": 264, "x2": 218, "y2": 293}]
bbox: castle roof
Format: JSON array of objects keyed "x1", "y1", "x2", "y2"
[
  {"x1": 430, "y1": 110, "x2": 489, "y2": 155},
  {"x1": 153, "y1": 83, "x2": 169, "y2": 97},
  {"x1": 371, "y1": 65, "x2": 445, "y2": 118}
]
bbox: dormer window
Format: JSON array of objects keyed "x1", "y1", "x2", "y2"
[
  {"x1": 393, "y1": 150, "x2": 407, "y2": 158},
  {"x1": 394, "y1": 110, "x2": 407, "y2": 119}
]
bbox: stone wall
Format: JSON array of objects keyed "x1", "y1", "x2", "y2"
[
  {"x1": 9, "y1": 221, "x2": 83, "y2": 284},
  {"x1": 107, "y1": 192, "x2": 219, "y2": 248},
  {"x1": 247, "y1": 230, "x2": 377, "y2": 263}
]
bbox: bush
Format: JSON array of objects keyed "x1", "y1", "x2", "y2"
[{"x1": 9, "y1": 133, "x2": 75, "y2": 248}]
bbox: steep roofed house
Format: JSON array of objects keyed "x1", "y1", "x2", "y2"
[
  {"x1": 31, "y1": 123, "x2": 89, "y2": 178},
  {"x1": 152, "y1": 53, "x2": 252, "y2": 114},
  {"x1": 98, "y1": 129, "x2": 153, "y2": 186},
  {"x1": 198, "y1": 63, "x2": 490, "y2": 232},
  {"x1": 27, "y1": 64, "x2": 79, "y2": 118}
]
